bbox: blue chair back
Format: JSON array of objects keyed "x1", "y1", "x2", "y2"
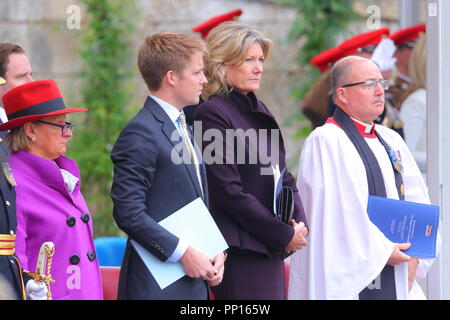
[{"x1": 94, "y1": 237, "x2": 127, "y2": 266}]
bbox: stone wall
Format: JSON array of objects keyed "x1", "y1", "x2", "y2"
[{"x1": 0, "y1": 0, "x2": 426, "y2": 173}]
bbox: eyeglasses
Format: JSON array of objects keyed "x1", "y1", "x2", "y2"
[
  {"x1": 36, "y1": 120, "x2": 73, "y2": 135},
  {"x1": 341, "y1": 79, "x2": 389, "y2": 91}
]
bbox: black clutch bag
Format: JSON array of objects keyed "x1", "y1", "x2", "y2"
[
  {"x1": 277, "y1": 186, "x2": 294, "y2": 223},
  {"x1": 276, "y1": 186, "x2": 295, "y2": 259}
]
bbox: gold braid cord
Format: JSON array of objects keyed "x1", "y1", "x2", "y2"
[{"x1": 24, "y1": 242, "x2": 55, "y2": 300}]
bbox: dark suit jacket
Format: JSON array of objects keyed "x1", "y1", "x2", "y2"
[
  {"x1": 194, "y1": 89, "x2": 308, "y2": 257},
  {"x1": 111, "y1": 96, "x2": 209, "y2": 300}
]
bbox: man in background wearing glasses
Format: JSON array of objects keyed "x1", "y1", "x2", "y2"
[{"x1": 288, "y1": 56, "x2": 439, "y2": 300}]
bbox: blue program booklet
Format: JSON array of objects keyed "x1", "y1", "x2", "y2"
[{"x1": 367, "y1": 195, "x2": 439, "y2": 258}]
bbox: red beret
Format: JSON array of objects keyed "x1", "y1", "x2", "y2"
[
  {"x1": 390, "y1": 24, "x2": 426, "y2": 47},
  {"x1": 0, "y1": 79, "x2": 87, "y2": 131},
  {"x1": 339, "y1": 28, "x2": 390, "y2": 55},
  {"x1": 192, "y1": 9, "x2": 243, "y2": 39},
  {"x1": 310, "y1": 47, "x2": 346, "y2": 72}
]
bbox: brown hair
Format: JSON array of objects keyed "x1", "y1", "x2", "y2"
[
  {"x1": 203, "y1": 21, "x2": 272, "y2": 99},
  {"x1": 0, "y1": 43, "x2": 25, "y2": 78},
  {"x1": 137, "y1": 33, "x2": 206, "y2": 91}
]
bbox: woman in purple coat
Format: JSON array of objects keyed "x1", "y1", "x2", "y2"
[
  {"x1": 194, "y1": 22, "x2": 309, "y2": 300},
  {"x1": 0, "y1": 80, "x2": 103, "y2": 300}
]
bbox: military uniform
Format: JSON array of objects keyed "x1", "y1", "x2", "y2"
[
  {"x1": 300, "y1": 70, "x2": 331, "y2": 129},
  {"x1": 0, "y1": 134, "x2": 26, "y2": 299},
  {"x1": 0, "y1": 76, "x2": 25, "y2": 299},
  {"x1": 388, "y1": 24, "x2": 426, "y2": 111},
  {"x1": 384, "y1": 78, "x2": 408, "y2": 137},
  {"x1": 387, "y1": 75, "x2": 411, "y2": 109},
  {"x1": 384, "y1": 24, "x2": 427, "y2": 138}
]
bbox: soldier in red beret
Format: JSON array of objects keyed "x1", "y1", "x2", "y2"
[{"x1": 388, "y1": 24, "x2": 426, "y2": 110}]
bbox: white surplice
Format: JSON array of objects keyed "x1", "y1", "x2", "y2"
[{"x1": 288, "y1": 120, "x2": 441, "y2": 300}]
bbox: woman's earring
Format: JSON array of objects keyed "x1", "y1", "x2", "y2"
[{"x1": 31, "y1": 137, "x2": 36, "y2": 142}]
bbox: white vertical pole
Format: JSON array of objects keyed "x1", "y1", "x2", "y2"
[
  {"x1": 426, "y1": 0, "x2": 450, "y2": 300},
  {"x1": 399, "y1": 0, "x2": 421, "y2": 28}
]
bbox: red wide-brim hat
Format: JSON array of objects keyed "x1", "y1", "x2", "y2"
[
  {"x1": 0, "y1": 79, "x2": 87, "y2": 131},
  {"x1": 192, "y1": 9, "x2": 243, "y2": 39}
]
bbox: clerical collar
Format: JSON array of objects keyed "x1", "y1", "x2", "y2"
[
  {"x1": 325, "y1": 117, "x2": 376, "y2": 138},
  {"x1": 351, "y1": 117, "x2": 376, "y2": 138}
]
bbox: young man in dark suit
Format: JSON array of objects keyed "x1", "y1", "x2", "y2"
[{"x1": 111, "y1": 32, "x2": 225, "y2": 300}]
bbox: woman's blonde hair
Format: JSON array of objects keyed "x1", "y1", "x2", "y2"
[
  {"x1": 203, "y1": 21, "x2": 272, "y2": 99},
  {"x1": 6, "y1": 125, "x2": 30, "y2": 153},
  {"x1": 408, "y1": 33, "x2": 426, "y2": 92}
]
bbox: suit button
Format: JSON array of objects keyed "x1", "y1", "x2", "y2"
[
  {"x1": 5, "y1": 201, "x2": 10, "y2": 206},
  {"x1": 70, "y1": 254, "x2": 80, "y2": 265},
  {"x1": 81, "y1": 213, "x2": 90, "y2": 223},
  {"x1": 9, "y1": 230, "x2": 14, "y2": 235},
  {"x1": 87, "y1": 250, "x2": 96, "y2": 261},
  {"x1": 67, "y1": 216, "x2": 76, "y2": 227}
]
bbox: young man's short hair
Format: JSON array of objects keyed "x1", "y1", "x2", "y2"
[{"x1": 138, "y1": 33, "x2": 206, "y2": 91}]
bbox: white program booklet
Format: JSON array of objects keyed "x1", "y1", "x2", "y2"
[{"x1": 131, "y1": 197, "x2": 228, "y2": 289}]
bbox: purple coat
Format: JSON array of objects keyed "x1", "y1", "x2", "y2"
[{"x1": 10, "y1": 150, "x2": 103, "y2": 300}]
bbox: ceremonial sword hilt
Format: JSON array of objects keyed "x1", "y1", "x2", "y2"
[{"x1": 25, "y1": 242, "x2": 55, "y2": 300}]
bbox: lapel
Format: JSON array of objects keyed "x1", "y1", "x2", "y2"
[
  {"x1": 146, "y1": 97, "x2": 179, "y2": 149},
  {"x1": 146, "y1": 97, "x2": 205, "y2": 199}
]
